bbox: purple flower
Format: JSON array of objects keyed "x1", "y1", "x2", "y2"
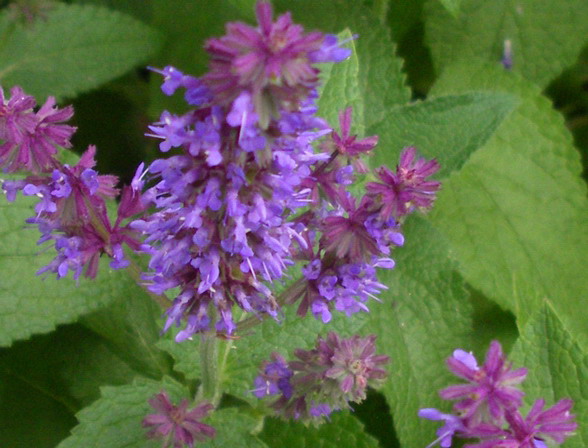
[
  {"x1": 367, "y1": 147, "x2": 440, "y2": 219},
  {"x1": 440, "y1": 341, "x2": 528, "y2": 426},
  {"x1": 502, "y1": 39, "x2": 513, "y2": 70},
  {"x1": 7, "y1": 144, "x2": 143, "y2": 279},
  {"x1": 421, "y1": 341, "x2": 577, "y2": 448},
  {"x1": 418, "y1": 408, "x2": 466, "y2": 448},
  {"x1": 464, "y1": 399, "x2": 577, "y2": 448},
  {"x1": 321, "y1": 193, "x2": 380, "y2": 261},
  {"x1": 0, "y1": 86, "x2": 75, "y2": 173},
  {"x1": 143, "y1": 392, "x2": 216, "y2": 448},
  {"x1": 331, "y1": 107, "x2": 378, "y2": 159},
  {"x1": 252, "y1": 352, "x2": 293, "y2": 399},
  {"x1": 309, "y1": 34, "x2": 352, "y2": 63},
  {"x1": 254, "y1": 332, "x2": 389, "y2": 423}
]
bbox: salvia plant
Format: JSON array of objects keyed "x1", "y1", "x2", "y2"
[{"x1": 0, "y1": 1, "x2": 586, "y2": 447}]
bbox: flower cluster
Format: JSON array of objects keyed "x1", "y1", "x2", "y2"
[
  {"x1": 0, "y1": 86, "x2": 144, "y2": 279},
  {"x1": 137, "y1": 1, "x2": 441, "y2": 340},
  {"x1": 253, "y1": 332, "x2": 389, "y2": 422},
  {"x1": 419, "y1": 341, "x2": 577, "y2": 447},
  {"x1": 143, "y1": 391, "x2": 215, "y2": 448}
]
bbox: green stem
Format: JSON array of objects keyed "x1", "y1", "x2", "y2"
[
  {"x1": 197, "y1": 332, "x2": 221, "y2": 405},
  {"x1": 372, "y1": 0, "x2": 389, "y2": 24}
]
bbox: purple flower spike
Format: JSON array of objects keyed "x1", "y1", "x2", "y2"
[
  {"x1": 143, "y1": 392, "x2": 216, "y2": 448},
  {"x1": 367, "y1": 147, "x2": 440, "y2": 219},
  {"x1": 440, "y1": 340, "x2": 528, "y2": 426}
]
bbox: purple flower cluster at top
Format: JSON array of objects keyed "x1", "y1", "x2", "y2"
[
  {"x1": 253, "y1": 332, "x2": 389, "y2": 422},
  {"x1": 419, "y1": 341, "x2": 577, "y2": 448},
  {"x1": 0, "y1": 86, "x2": 145, "y2": 279},
  {"x1": 134, "y1": 1, "x2": 441, "y2": 340}
]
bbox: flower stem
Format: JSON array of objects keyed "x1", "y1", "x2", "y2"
[
  {"x1": 197, "y1": 332, "x2": 221, "y2": 405},
  {"x1": 372, "y1": 0, "x2": 389, "y2": 24}
]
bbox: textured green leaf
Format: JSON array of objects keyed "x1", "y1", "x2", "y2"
[
  {"x1": 318, "y1": 29, "x2": 364, "y2": 134},
  {"x1": 57, "y1": 377, "x2": 187, "y2": 448},
  {"x1": 200, "y1": 408, "x2": 268, "y2": 448},
  {"x1": 0, "y1": 3, "x2": 161, "y2": 100},
  {"x1": 510, "y1": 303, "x2": 588, "y2": 448},
  {"x1": 370, "y1": 91, "x2": 516, "y2": 178},
  {"x1": 260, "y1": 412, "x2": 379, "y2": 448},
  {"x1": 80, "y1": 278, "x2": 172, "y2": 379},
  {"x1": 155, "y1": 327, "x2": 201, "y2": 381},
  {"x1": 425, "y1": 0, "x2": 588, "y2": 88},
  {"x1": 429, "y1": 60, "x2": 588, "y2": 349},
  {"x1": 371, "y1": 216, "x2": 473, "y2": 448}
]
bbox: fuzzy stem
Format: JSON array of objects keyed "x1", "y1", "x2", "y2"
[
  {"x1": 197, "y1": 332, "x2": 221, "y2": 405},
  {"x1": 373, "y1": 0, "x2": 389, "y2": 24}
]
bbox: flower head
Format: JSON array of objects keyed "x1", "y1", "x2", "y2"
[
  {"x1": 143, "y1": 392, "x2": 215, "y2": 448},
  {"x1": 367, "y1": 147, "x2": 440, "y2": 219},
  {"x1": 440, "y1": 341, "x2": 528, "y2": 426},
  {"x1": 330, "y1": 107, "x2": 378, "y2": 167},
  {"x1": 464, "y1": 399, "x2": 577, "y2": 448},
  {"x1": 254, "y1": 332, "x2": 389, "y2": 423},
  {"x1": 0, "y1": 86, "x2": 75, "y2": 173}
]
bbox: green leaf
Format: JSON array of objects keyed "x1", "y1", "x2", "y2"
[
  {"x1": 80, "y1": 278, "x2": 172, "y2": 379},
  {"x1": 200, "y1": 408, "x2": 268, "y2": 448},
  {"x1": 369, "y1": 91, "x2": 516, "y2": 178},
  {"x1": 0, "y1": 370, "x2": 76, "y2": 448},
  {"x1": 155, "y1": 327, "x2": 201, "y2": 381},
  {"x1": 510, "y1": 303, "x2": 588, "y2": 448},
  {"x1": 437, "y1": 0, "x2": 462, "y2": 17},
  {"x1": 0, "y1": 3, "x2": 162, "y2": 100},
  {"x1": 57, "y1": 377, "x2": 187, "y2": 448},
  {"x1": 429, "y1": 60, "x2": 588, "y2": 349},
  {"x1": 318, "y1": 29, "x2": 364, "y2": 134},
  {"x1": 260, "y1": 412, "x2": 379, "y2": 448},
  {"x1": 371, "y1": 216, "x2": 474, "y2": 448},
  {"x1": 0, "y1": 324, "x2": 139, "y2": 412},
  {"x1": 425, "y1": 0, "x2": 588, "y2": 88}
]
